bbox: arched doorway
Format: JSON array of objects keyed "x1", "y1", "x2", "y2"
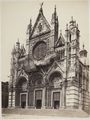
[
  {"x1": 16, "y1": 77, "x2": 27, "y2": 108},
  {"x1": 30, "y1": 73, "x2": 43, "y2": 109},
  {"x1": 49, "y1": 71, "x2": 62, "y2": 109}
]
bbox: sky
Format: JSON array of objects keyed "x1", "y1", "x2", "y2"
[{"x1": 1, "y1": 0, "x2": 89, "y2": 82}]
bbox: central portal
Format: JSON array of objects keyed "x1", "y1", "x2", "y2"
[
  {"x1": 53, "y1": 92, "x2": 60, "y2": 109},
  {"x1": 36, "y1": 100, "x2": 42, "y2": 109},
  {"x1": 21, "y1": 94, "x2": 26, "y2": 108},
  {"x1": 35, "y1": 90, "x2": 42, "y2": 109}
]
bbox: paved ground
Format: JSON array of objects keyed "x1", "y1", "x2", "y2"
[{"x1": 2, "y1": 114, "x2": 90, "y2": 120}]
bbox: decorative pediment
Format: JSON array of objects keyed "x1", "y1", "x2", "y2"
[
  {"x1": 47, "y1": 61, "x2": 64, "y2": 77},
  {"x1": 31, "y1": 9, "x2": 51, "y2": 38},
  {"x1": 55, "y1": 33, "x2": 65, "y2": 48}
]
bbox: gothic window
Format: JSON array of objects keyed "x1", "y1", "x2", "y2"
[
  {"x1": 69, "y1": 34, "x2": 71, "y2": 42},
  {"x1": 33, "y1": 41, "x2": 47, "y2": 60}
]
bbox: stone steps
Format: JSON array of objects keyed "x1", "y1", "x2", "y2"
[{"x1": 2, "y1": 108, "x2": 89, "y2": 117}]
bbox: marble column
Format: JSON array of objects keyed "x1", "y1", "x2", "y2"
[
  {"x1": 25, "y1": 93, "x2": 28, "y2": 108},
  {"x1": 8, "y1": 91, "x2": 12, "y2": 108},
  {"x1": 12, "y1": 91, "x2": 16, "y2": 107},
  {"x1": 42, "y1": 88, "x2": 46, "y2": 109}
]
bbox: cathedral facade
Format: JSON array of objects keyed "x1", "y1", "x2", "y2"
[{"x1": 8, "y1": 5, "x2": 89, "y2": 111}]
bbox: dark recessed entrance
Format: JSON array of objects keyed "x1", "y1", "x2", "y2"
[
  {"x1": 54, "y1": 101, "x2": 59, "y2": 109},
  {"x1": 53, "y1": 92, "x2": 60, "y2": 109},
  {"x1": 21, "y1": 94, "x2": 26, "y2": 108},
  {"x1": 35, "y1": 90, "x2": 42, "y2": 109},
  {"x1": 21, "y1": 101, "x2": 26, "y2": 108},
  {"x1": 36, "y1": 100, "x2": 42, "y2": 109}
]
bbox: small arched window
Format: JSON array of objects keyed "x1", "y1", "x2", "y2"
[{"x1": 70, "y1": 34, "x2": 71, "y2": 42}]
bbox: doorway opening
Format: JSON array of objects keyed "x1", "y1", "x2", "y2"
[
  {"x1": 21, "y1": 94, "x2": 26, "y2": 108},
  {"x1": 36, "y1": 100, "x2": 42, "y2": 109},
  {"x1": 53, "y1": 92, "x2": 60, "y2": 109},
  {"x1": 21, "y1": 101, "x2": 26, "y2": 108},
  {"x1": 35, "y1": 90, "x2": 42, "y2": 109},
  {"x1": 54, "y1": 101, "x2": 59, "y2": 109}
]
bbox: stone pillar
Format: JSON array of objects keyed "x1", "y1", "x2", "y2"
[
  {"x1": 8, "y1": 91, "x2": 12, "y2": 107},
  {"x1": 33, "y1": 90, "x2": 35, "y2": 108},
  {"x1": 12, "y1": 91, "x2": 16, "y2": 107},
  {"x1": 79, "y1": 91, "x2": 82, "y2": 109},
  {"x1": 25, "y1": 93, "x2": 28, "y2": 108},
  {"x1": 60, "y1": 86, "x2": 64, "y2": 109},
  {"x1": 63, "y1": 80, "x2": 66, "y2": 109},
  {"x1": 42, "y1": 88, "x2": 46, "y2": 109}
]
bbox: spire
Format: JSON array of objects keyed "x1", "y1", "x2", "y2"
[
  {"x1": 69, "y1": 16, "x2": 77, "y2": 30},
  {"x1": 16, "y1": 38, "x2": 20, "y2": 46},
  {"x1": 71, "y1": 16, "x2": 73, "y2": 21},
  {"x1": 66, "y1": 24, "x2": 68, "y2": 30},
  {"x1": 65, "y1": 24, "x2": 69, "y2": 38},
  {"x1": 70, "y1": 16, "x2": 75, "y2": 24},
  {"x1": 83, "y1": 44, "x2": 85, "y2": 50},
  {"x1": 77, "y1": 24, "x2": 78, "y2": 29},
  {"x1": 26, "y1": 18, "x2": 32, "y2": 35},
  {"x1": 51, "y1": 5, "x2": 58, "y2": 25},
  {"x1": 54, "y1": 5, "x2": 57, "y2": 19},
  {"x1": 29, "y1": 18, "x2": 32, "y2": 35},
  {"x1": 12, "y1": 44, "x2": 16, "y2": 55},
  {"x1": 54, "y1": 5, "x2": 56, "y2": 13},
  {"x1": 16, "y1": 38, "x2": 20, "y2": 51},
  {"x1": 39, "y1": 2, "x2": 44, "y2": 13},
  {"x1": 79, "y1": 44, "x2": 87, "y2": 58}
]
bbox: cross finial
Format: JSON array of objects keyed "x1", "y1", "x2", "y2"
[
  {"x1": 17, "y1": 38, "x2": 19, "y2": 43},
  {"x1": 55, "y1": 5, "x2": 56, "y2": 10},
  {"x1": 39, "y1": 2, "x2": 44, "y2": 13},
  {"x1": 54, "y1": 5, "x2": 56, "y2": 13},
  {"x1": 30, "y1": 18, "x2": 32, "y2": 24},
  {"x1": 83, "y1": 44, "x2": 85, "y2": 49},
  {"x1": 71, "y1": 16, "x2": 73, "y2": 21},
  {"x1": 40, "y1": 2, "x2": 44, "y2": 8}
]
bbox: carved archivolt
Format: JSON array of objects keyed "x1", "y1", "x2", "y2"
[
  {"x1": 48, "y1": 71, "x2": 63, "y2": 88},
  {"x1": 16, "y1": 76, "x2": 27, "y2": 91}
]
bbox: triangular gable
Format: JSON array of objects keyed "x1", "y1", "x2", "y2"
[
  {"x1": 47, "y1": 61, "x2": 64, "y2": 76},
  {"x1": 55, "y1": 34, "x2": 65, "y2": 48},
  {"x1": 31, "y1": 10, "x2": 51, "y2": 38}
]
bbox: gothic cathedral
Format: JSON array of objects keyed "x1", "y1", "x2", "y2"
[{"x1": 8, "y1": 5, "x2": 89, "y2": 111}]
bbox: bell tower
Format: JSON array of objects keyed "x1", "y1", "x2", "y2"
[
  {"x1": 67, "y1": 16, "x2": 80, "y2": 78},
  {"x1": 65, "y1": 17, "x2": 80, "y2": 109}
]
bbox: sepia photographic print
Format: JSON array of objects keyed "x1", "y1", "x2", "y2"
[{"x1": 1, "y1": 0, "x2": 90, "y2": 120}]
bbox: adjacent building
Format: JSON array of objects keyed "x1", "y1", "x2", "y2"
[{"x1": 2, "y1": 82, "x2": 9, "y2": 108}]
